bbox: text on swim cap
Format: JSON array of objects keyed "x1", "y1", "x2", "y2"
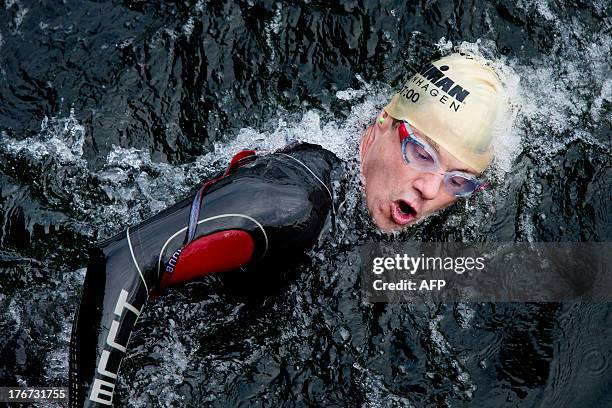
[{"x1": 399, "y1": 64, "x2": 471, "y2": 113}]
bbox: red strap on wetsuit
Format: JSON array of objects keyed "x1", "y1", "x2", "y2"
[
  {"x1": 184, "y1": 150, "x2": 257, "y2": 244},
  {"x1": 157, "y1": 150, "x2": 257, "y2": 290}
]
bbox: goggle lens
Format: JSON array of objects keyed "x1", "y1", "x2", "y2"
[
  {"x1": 444, "y1": 173, "x2": 480, "y2": 197},
  {"x1": 399, "y1": 122, "x2": 482, "y2": 198},
  {"x1": 401, "y1": 136, "x2": 438, "y2": 172}
]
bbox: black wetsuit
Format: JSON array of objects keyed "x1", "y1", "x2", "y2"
[{"x1": 69, "y1": 143, "x2": 341, "y2": 407}]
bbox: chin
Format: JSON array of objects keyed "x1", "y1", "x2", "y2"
[
  {"x1": 372, "y1": 212, "x2": 404, "y2": 232},
  {"x1": 367, "y1": 199, "x2": 414, "y2": 232},
  {"x1": 375, "y1": 222, "x2": 396, "y2": 233}
]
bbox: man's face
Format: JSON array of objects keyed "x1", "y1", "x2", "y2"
[{"x1": 360, "y1": 112, "x2": 479, "y2": 232}]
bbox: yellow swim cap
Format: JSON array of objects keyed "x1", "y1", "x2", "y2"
[{"x1": 385, "y1": 52, "x2": 506, "y2": 173}]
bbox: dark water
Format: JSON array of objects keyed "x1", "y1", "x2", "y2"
[{"x1": 1, "y1": 0, "x2": 610, "y2": 407}]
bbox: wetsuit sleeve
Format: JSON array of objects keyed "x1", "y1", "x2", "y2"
[
  {"x1": 69, "y1": 235, "x2": 149, "y2": 407},
  {"x1": 69, "y1": 144, "x2": 339, "y2": 407}
]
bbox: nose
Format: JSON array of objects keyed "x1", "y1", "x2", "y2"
[{"x1": 412, "y1": 172, "x2": 444, "y2": 200}]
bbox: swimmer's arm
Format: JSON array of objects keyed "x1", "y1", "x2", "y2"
[{"x1": 69, "y1": 146, "x2": 335, "y2": 407}]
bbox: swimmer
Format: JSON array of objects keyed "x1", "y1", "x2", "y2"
[
  {"x1": 69, "y1": 51, "x2": 511, "y2": 407},
  {"x1": 361, "y1": 51, "x2": 508, "y2": 231}
]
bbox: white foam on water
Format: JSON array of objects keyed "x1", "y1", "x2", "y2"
[
  {"x1": 5, "y1": 0, "x2": 28, "y2": 32},
  {"x1": 590, "y1": 78, "x2": 611, "y2": 123},
  {"x1": 204, "y1": 102, "x2": 374, "y2": 163},
  {"x1": 1, "y1": 108, "x2": 85, "y2": 163},
  {"x1": 181, "y1": 16, "x2": 195, "y2": 36},
  {"x1": 429, "y1": 314, "x2": 449, "y2": 354},
  {"x1": 336, "y1": 88, "x2": 367, "y2": 101},
  {"x1": 7, "y1": 298, "x2": 22, "y2": 336},
  {"x1": 1, "y1": 109, "x2": 93, "y2": 237},
  {"x1": 516, "y1": 0, "x2": 555, "y2": 21},
  {"x1": 510, "y1": 7, "x2": 610, "y2": 145},
  {"x1": 127, "y1": 321, "x2": 190, "y2": 407},
  {"x1": 264, "y1": 4, "x2": 283, "y2": 67},
  {"x1": 512, "y1": 11, "x2": 609, "y2": 241},
  {"x1": 428, "y1": 314, "x2": 477, "y2": 400},
  {"x1": 1, "y1": 111, "x2": 191, "y2": 237},
  {"x1": 43, "y1": 318, "x2": 72, "y2": 382},
  {"x1": 435, "y1": 37, "x2": 454, "y2": 54},
  {"x1": 352, "y1": 362, "x2": 416, "y2": 408}
]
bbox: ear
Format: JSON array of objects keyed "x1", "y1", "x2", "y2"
[
  {"x1": 360, "y1": 110, "x2": 389, "y2": 163},
  {"x1": 376, "y1": 109, "x2": 390, "y2": 130},
  {"x1": 360, "y1": 124, "x2": 377, "y2": 164}
]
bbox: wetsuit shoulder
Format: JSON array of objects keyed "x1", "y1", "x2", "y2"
[{"x1": 276, "y1": 142, "x2": 343, "y2": 173}]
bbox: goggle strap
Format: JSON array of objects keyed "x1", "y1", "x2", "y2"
[
  {"x1": 475, "y1": 180, "x2": 491, "y2": 193},
  {"x1": 398, "y1": 122, "x2": 410, "y2": 139},
  {"x1": 468, "y1": 180, "x2": 491, "y2": 202}
]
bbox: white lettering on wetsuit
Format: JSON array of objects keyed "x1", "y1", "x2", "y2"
[
  {"x1": 165, "y1": 247, "x2": 183, "y2": 275},
  {"x1": 89, "y1": 289, "x2": 142, "y2": 405}
]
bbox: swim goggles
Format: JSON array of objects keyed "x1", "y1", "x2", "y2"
[{"x1": 398, "y1": 121, "x2": 485, "y2": 198}]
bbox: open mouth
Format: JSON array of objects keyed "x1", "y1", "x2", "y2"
[{"x1": 390, "y1": 200, "x2": 417, "y2": 226}]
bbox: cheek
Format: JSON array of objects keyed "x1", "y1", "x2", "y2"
[
  {"x1": 368, "y1": 142, "x2": 400, "y2": 178},
  {"x1": 362, "y1": 159, "x2": 384, "y2": 204},
  {"x1": 361, "y1": 133, "x2": 405, "y2": 201},
  {"x1": 423, "y1": 192, "x2": 457, "y2": 215},
  {"x1": 363, "y1": 153, "x2": 397, "y2": 197},
  {"x1": 362, "y1": 150, "x2": 395, "y2": 209}
]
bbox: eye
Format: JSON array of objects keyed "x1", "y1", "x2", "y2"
[
  {"x1": 449, "y1": 176, "x2": 468, "y2": 187},
  {"x1": 414, "y1": 145, "x2": 433, "y2": 162}
]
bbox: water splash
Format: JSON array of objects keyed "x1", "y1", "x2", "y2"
[{"x1": 1, "y1": 108, "x2": 85, "y2": 163}]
